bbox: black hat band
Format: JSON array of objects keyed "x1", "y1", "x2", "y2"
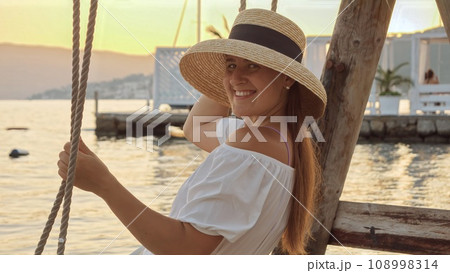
[{"x1": 228, "y1": 24, "x2": 303, "y2": 62}]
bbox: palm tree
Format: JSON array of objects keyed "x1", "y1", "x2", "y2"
[
  {"x1": 206, "y1": 15, "x2": 230, "y2": 39},
  {"x1": 375, "y1": 62, "x2": 413, "y2": 96}
]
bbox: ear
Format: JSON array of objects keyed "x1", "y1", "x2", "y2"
[{"x1": 283, "y1": 76, "x2": 295, "y2": 89}]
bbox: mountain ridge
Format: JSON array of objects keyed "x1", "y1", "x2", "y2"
[
  {"x1": 30, "y1": 73, "x2": 153, "y2": 100},
  {"x1": 0, "y1": 43, "x2": 154, "y2": 99}
]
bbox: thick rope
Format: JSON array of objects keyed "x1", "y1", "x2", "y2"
[
  {"x1": 239, "y1": 0, "x2": 246, "y2": 12},
  {"x1": 57, "y1": 0, "x2": 98, "y2": 255},
  {"x1": 70, "y1": 0, "x2": 82, "y2": 143},
  {"x1": 34, "y1": 0, "x2": 81, "y2": 255},
  {"x1": 35, "y1": 0, "x2": 98, "y2": 255},
  {"x1": 271, "y1": 0, "x2": 278, "y2": 12},
  {"x1": 238, "y1": 0, "x2": 277, "y2": 12},
  {"x1": 34, "y1": 181, "x2": 67, "y2": 254}
]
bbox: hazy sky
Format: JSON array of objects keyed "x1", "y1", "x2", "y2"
[{"x1": 0, "y1": 0, "x2": 443, "y2": 55}]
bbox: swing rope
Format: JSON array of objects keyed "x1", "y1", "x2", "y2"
[
  {"x1": 239, "y1": 0, "x2": 277, "y2": 12},
  {"x1": 35, "y1": 0, "x2": 99, "y2": 255},
  {"x1": 35, "y1": 0, "x2": 278, "y2": 255},
  {"x1": 271, "y1": 0, "x2": 277, "y2": 12}
]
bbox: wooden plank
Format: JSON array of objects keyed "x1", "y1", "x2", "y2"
[
  {"x1": 306, "y1": 0, "x2": 397, "y2": 254},
  {"x1": 436, "y1": 0, "x2": 450, "y2": 43},
  {"x1": 329, "y1": 201, "x2": 450, "y2": 254}
]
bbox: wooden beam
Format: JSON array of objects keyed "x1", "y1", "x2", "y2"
[
  {"x1": 436, "y1": 0, "x2": 450, "y2": 42},
  {"x1": 329, "y1": 201, "x2": 450, "y2": 254},
  {"x1": 306, "y1": 0, "x2": 396, "y2": 254}
]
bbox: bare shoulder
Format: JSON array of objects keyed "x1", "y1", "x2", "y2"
[{"x1": 226, "y1": 126, "x2": 291, "y2": 166}]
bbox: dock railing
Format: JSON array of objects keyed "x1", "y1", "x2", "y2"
[
  {"x1": 409, "y1": 84, "x2": 450, "y2": 115},
  {"x1": 152, "y1": 47, "x2": 200, "y2": 110}
]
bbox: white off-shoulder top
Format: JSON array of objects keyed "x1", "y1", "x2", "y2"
[{"x1": 140, "y1": 117, "x2": 295, "y2": 254}]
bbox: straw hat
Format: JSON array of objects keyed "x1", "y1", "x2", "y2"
[{"x1": 179, "y1": 8, "x2": 327, "y2": 119}]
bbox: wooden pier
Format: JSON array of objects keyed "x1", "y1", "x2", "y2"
[
  {"x1": 95, "y1": 112, "x2": 450, "y2": 143},
  {"x1": 330, "y1": 201, "x2": 449, "y2": 254},
  {"x1": 96, "y1": 111, "x2": 188, "y2": 138}
]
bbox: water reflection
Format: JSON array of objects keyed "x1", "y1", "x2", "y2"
[
  {"x1": 0, "y1": 101, "x2": 448, "y2": 255},
  {"x1": 343, "y1": 143, "x2": 450, "y2": 209}
]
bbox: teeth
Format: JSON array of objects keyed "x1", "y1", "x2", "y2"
[{"x1": 235, "y1": 90, "x2": 254, "y2": 97}]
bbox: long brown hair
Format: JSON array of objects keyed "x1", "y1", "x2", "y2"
[{"x1": 280, "y1": 82, "x2": 322, "y2": 254}]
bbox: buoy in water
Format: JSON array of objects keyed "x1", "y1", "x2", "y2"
[
  {"x1": 9, "y1": 149, "x2": 29, "y2": 158},
  {"x1": 6, "y1": 127, "x2": 29, "y2": 131}
]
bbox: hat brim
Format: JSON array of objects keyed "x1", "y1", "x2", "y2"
[{"x1": 179, "y1": 39, "x2": 327, "y2": 119}]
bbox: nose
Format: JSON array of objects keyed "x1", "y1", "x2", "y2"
[{"x1": 228, "y1": 67, "x2": 247, "y2": 86}]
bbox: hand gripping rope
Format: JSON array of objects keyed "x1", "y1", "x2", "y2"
[{"x1": 35, "y1": 0, "x2": 98, "y2": 255}]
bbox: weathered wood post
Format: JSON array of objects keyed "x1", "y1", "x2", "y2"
[
  {"x1": 306, "y1": 0, "x2": 396, "y2": 254},
  {"x1": 436, "y1": 0, "x2": 450, "y2": 42}
]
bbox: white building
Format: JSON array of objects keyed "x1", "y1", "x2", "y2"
[{"x1": 304, "y1": 27, "x2": 450, "y2": 115}]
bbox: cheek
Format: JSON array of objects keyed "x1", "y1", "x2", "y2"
[
  {"x1": 258, "y1": 83, "x2": 286, "y2": 105},
  {"x1": 257, "y1": 78, "x2": 282, "y2": 95},
  {"x1": 256, "y1": 71, "x2": 282, "y2": 89},
  {"x1": 222, "y1": 78, "x2": 233, "y2": 99}
]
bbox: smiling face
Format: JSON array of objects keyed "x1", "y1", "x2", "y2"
[{"x1": 222, "y1": 55, "x2": 294, "y2": 122}]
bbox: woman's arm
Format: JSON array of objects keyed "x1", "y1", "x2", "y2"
[
  {"x1": 183, "y1": 95, "x2": 230, "y2": 152},
  {"x1": 57, "y1": 139, "x2": 223, "y2": 254},
  {"x1": 99, "y1": 176, "x2": 222, "y2": 254}
]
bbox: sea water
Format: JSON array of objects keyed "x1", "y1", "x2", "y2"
[{"x1": 0, "y1": 100, "x2": 448, "y2": 254}]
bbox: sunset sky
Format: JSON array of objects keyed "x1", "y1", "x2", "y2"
[{"x1": 0, "y1": 0, "x2": 443, "y2": 56}]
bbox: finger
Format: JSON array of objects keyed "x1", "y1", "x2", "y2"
[
  {"x1": 57, "y1": 160, "x2": 68, "y2": 180},
  {"x1": 63, "y1": 142, "x2": 71, "y2": 153},
  {"x1": 58, "y1": 168, "x2": 67, "y2": 180},
  {"x1": 79, "y1": 137, "x2": 93, "y2": 155},
  {"x1": 57, "y1": 158, "x2": 68, "y2": 170},
  {"x1": 59, "y1": 151, "x2": 70, "y2": 165},
  {"x1": 57, "y1": 154, "x2": 68, "y2": 168}
]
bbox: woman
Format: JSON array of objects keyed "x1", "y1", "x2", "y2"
[
  {"x1": 58, "y1": 8, "x2": 327, "y2": 255},
  {"x1": 425, "y1": 69, "x2": 439, "y2": 84}
]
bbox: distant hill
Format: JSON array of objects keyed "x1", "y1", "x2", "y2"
[
  {"x1": 30, "y1": 73, "x2": 153, "y2": 100},
  {"x1": 0, "y1": 43, "x2": 154, "y2": 99}
]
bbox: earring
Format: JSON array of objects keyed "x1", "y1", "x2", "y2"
[{"x1": 285, "y1": 86, "x2": 290, "y2": 90}]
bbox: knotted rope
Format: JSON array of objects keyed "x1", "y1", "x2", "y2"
[
  {"x1": 239, "y1": 0, "x2": 277, "y2": 12},
  {"x1": 35, "y1": 0, "x2": 99, "y2": 255}
]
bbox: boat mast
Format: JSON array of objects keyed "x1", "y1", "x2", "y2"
[{"x1": 197, "y1": 0, "x2": 201, "y2": 43}]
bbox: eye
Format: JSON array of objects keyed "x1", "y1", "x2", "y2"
[
  {"x1": 248, "y1": 63, "x2": 259, "y2": 69},
  {"x1": 226, "y1": 63, "x2": 236, "y2": 71}
]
